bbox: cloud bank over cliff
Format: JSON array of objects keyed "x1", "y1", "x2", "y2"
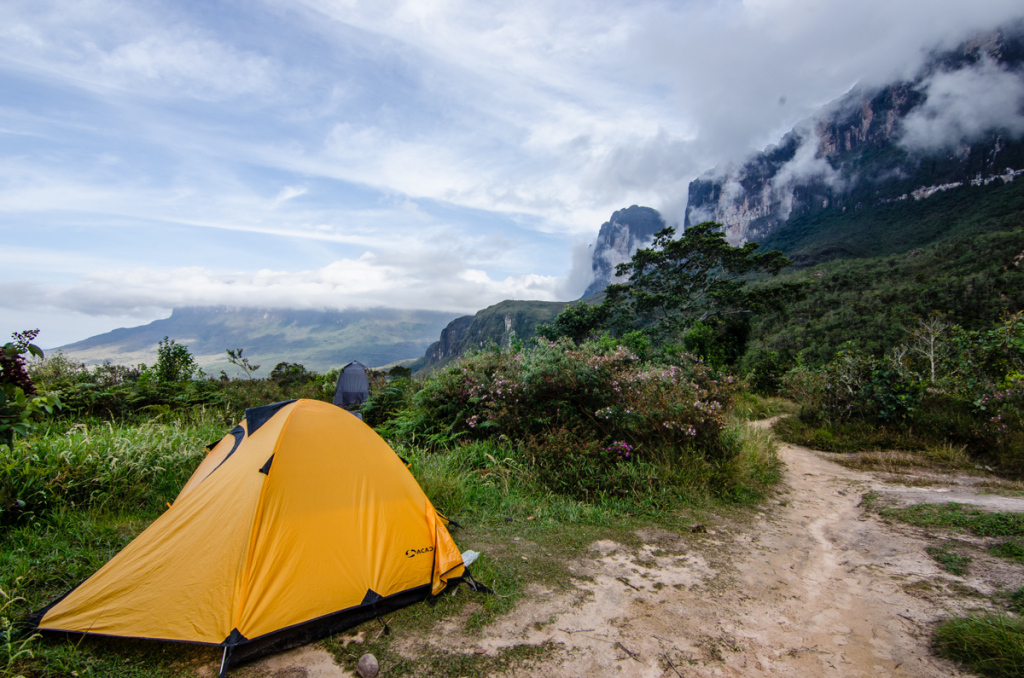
[{"x1": 901, "y1": 57, "x2": 1024, "y2": 151}]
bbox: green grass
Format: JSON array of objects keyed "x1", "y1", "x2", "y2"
[
  {"x1": 990, "y1": 539, "x2": 1024, "y2": 564},
  {"x1": 925, "y1": 545, "x2": 972, "y2": 576},
  {"x1": 773, "y1": 416, "x2": 924, "y2": 454},
  {"x1": 772, "y1": 397, "x2": 1024, "y2": 481},
  {"x1": 934, "y1": 614, "x2": 1024, "y2": 678},
  {"x1": 0, "y1": 412, "x2": 226, "y2": 524},
  {"x1": 0, "y1": 413, "x2": 232, "y2": 678},
  {"x1": 878, "y1": 502, "x2": 1024, "y2": 578},
  {"x1": 1, "y1": 508, "x2": 220, "y2": 678},
  {"x1": 880, "y1": 503, "x2": 1024, "y2": 537},
  {"x1": 1009, "y1": 587, "x2": 1024, "y2": 614},
  {"x1": 402, "y1": 419, "x2": 781, "y2": 523},
  {"x1": 730, "y1": 393, "x2": 799, "y2": 422}
]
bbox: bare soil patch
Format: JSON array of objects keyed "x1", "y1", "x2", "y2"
[{"x1": 231, "y1": 419, "x2": 1024, "y2": 677}]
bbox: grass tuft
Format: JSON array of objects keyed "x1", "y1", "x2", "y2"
[
  {"x1": 880, "y1": 503, "x2": 1024, "y2": 537},
  {"x1": 1, "y1": 413, "x2": 226, "y2": 525},
  {"x1": 1009, "y1": 587, "x2": 1024, "y2": 614},
  {"x1": 990, "y1": 539, "x2": 1024, "y2": 564},
  {"x1": 934, "y1": 614, "x2": 1024, "y2": 678},
  {"x1": 925, "y1": 545, "x2": 971, "y2": 576},
  {"x1": 730, "y1": 393, "x2": 798, "y2": 422}
]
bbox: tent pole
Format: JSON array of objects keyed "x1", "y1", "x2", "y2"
[{"x1": 218, "y1": 645, "x2": 231, "y2": 677}]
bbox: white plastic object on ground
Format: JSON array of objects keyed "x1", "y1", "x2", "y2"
[{"x1": 461, "y1": 549, "x2": 481, "y2": 567}]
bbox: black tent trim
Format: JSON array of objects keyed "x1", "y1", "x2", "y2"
[
  {"x1": 35, "y1": 580, "x2": 486, "y2": 676},
  {"x1": 245, "y1": 400, "x2": 296, "y2": 436},
  {"x1": 206, "y1": 426, "x2": 245, "y2": 476}
]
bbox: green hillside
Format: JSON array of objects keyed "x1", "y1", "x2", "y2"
[
  {"x1": 750, "y1": 218, "x2": 1024, "y2": 366},
  {"x1": 760, "y1": 176, "x2": 1024, "y2": 267}
]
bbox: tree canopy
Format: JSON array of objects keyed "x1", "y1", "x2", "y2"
[{"x1": 603, "y1": 222, "x2": 802, "y2": 339}]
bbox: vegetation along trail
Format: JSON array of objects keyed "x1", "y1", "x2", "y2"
[{"x1": 239, "y1": 417, "x2": 1023, "y2": 677}]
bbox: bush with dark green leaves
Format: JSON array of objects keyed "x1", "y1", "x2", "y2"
[
  {"x1": 269, "y1": 362, "x2": 313, "y2": 387},
  {"x1": 780, "y1": 316, "x2": 1024, "y2": 475},
  {"x1": 30, "y1": 348, "x2": 332, "y2": 422},
  {"x1": 379, "y1": 339, "x2": 738, "y2": 500},
  {"x1": 154, "y1": 337, "x2": 199, "y2": 382},
  {"x1": 1, "y1": 331, "x2": 61, "y2": 449}
]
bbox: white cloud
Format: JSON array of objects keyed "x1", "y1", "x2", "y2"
[
  {"x1": 1, "y1": 256, "x2": 564, "y2": 317},
  {"x1": 770, "y1": 127, "x2": 844, "y2": 220},
  {"x1": 272, "y1": 185, "x2": 309, "y2": 205},
  {"x1": 0, "y1": 1, "x2": 277, "y2": 100},
  {"x1": 900, "y1": 58, "x2": 1024, "y2": 151},
  {"x1": 558, "y1": 237, "x2": 597, "y2": 300}
]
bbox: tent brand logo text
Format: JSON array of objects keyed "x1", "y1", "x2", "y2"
[{"x1": 405, "y1": 547, "x2": 434, "y2": 558}]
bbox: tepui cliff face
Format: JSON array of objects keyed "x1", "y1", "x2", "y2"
[
  {"x1": 581, "y1": 205, "x2": 667, "y2": 298},
  {"x1": 685, "y1": 24, "x2": 1024, "y2": 246}
]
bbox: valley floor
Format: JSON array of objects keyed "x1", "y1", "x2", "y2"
[{"x1": 227, "y1": 419, "x2": 1024, "y2": 677}]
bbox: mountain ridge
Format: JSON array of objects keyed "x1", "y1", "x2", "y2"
[
  {"x1": 55, "y1": 306, "x2": 460, "y2": 375},
  {"x1": 684, "y1": 23, "x2": 1024, "y2": 251}
]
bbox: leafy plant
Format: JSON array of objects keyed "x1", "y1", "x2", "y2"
[
  {"x1": 361, "y1": 379, "x2": 413, "y2": 428},
  {"x1": 226, "y1": 348, "x2": 260, "y2": 380},
  {"x1": 1, "y1": 580, "x2": 39, "y2": 678},
  {"x1": 0, "y1": 389, "x2": 61, "y2": 449},
  {"x1": 0, "y1": 331, "x2": 43, "y2": 396},
  {"x1": 0, "y1": 331, "x2": 60, "y2": 449},
  {"x1": 155, "y1": 337, "x2": 199, "y2": 382},
  {"x1": 603, "y1": 222, "x2": 803, "y2": 340}
]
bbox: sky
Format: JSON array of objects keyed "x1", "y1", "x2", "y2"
[{"x1": 2, "y1": 0, "x2": 1023, "y2": 347}]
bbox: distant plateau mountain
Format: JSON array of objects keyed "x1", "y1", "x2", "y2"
[{"x1": 55, "y1": 307, "x2": 460, "y2": 376}]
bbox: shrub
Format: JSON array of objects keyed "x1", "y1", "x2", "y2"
[
  {"x1": 743, "y1": 349, "x2": 790, "y2": 396},
  {"x1": 383, "y1": 339, "x2": 737, "y2": 499},
  {"x1": 784, "y1": 344, "x2": 924, "y2": 424},
  {"x1": 269, "y1": 362, "x2": 313, "y2": 387},
  {"x1": 154, "y1": 337, "x2": 199, "y2": 382},
  {"x1": 361, "y1": 378, "x2": 414, "y2": 429},
  {"x1": 29, "y1": 352, "x2": 333, "y2": 422},
  {"x1": 780, "y1": 323, "x2": 1024, "y2": 476},
  {"x1": 1, "y1": 331, "x2": 61, "y2": 449}
]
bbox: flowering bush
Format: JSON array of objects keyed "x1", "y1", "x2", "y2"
[{"x1": 390, "y1": 339, "x2": 737, "y2": 499}]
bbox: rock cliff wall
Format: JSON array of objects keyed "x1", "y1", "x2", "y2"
[
  {"x1": 684, "y1": 24, "x2": 1024, "y2": 246},
  {"x1": 581, "y1": 205, "x2": 667, "y2": 298}
]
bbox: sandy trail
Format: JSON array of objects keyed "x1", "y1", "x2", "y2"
[{"x1": 241, "y1": 421, "x2": 1024, "y2": 677}]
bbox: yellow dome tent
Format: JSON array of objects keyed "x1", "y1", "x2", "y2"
[{"x1": 35, "y1": 399, "x2": 467, "y2": 675}]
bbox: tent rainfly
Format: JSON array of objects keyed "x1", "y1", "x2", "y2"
[{"x1": 34, "y1": 399, "x2": 469, "y2": 676}]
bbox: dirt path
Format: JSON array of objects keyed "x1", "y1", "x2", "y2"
[{"x1": 240, "y1": 421, "x2": 1024, "y2": 677}]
